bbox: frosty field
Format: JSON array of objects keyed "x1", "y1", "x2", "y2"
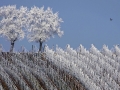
[{"x1": 0, "y1": 44, "x2": 120, "y2": 90}]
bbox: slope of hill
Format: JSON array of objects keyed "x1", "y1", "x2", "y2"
[
  {"x1": 0, "y1": 44, "x2": 120, "y2": 90},
  {"x1": 0, "y1": 52, "x2": 85, "y2": 90},
  {"x1": 45, "y1": 44, "x2": 120, "y2": 90}
]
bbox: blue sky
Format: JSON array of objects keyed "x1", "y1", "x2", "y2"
[{"x1": 0, "y1": 0, "x2": 120, "y2": 51}]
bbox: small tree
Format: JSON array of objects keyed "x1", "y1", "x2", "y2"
[
  {"x1": 26, "y1": 6, "x2": 63, "y2": 52},
  {"x1": 0, "y1": 5, "x2": 27, "y2": 52}
]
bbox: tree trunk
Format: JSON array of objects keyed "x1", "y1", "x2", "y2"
[
  {"x1": 39, "y1": 39, "x2": 42, "y2": 52},
  {"x1": 10, "y1": 41, "x2": 15, "y2": 52},
  {"x1": 32, "y1": 45, "x2": 34, "y2": 53}
]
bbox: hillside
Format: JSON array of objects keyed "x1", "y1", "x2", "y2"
[
  {"x1": 0, "y1": 52, "x2": 85, "y2": 90},
  {"x1": 0, "y1": 44, "x2": 120, "y2": 90}
]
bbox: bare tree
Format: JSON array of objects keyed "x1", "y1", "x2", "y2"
[
  {"x1": 0, "y1": 5, "x2": 27, "y2": 52},
  {"x1": 26, "y1": 6, "x2": 64, "y2": 52}
]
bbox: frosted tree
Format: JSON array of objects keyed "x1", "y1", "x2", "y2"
[
  {"x1": 101, "y1": 45, "x2": 112, "y2": 57},
  {"x1": 90, "y1": 44, "x2": 100, "y2": 55},
  {"x1": 0, "y1": 5, "x2": 27, "y2": 52},
  {"x1": 26, "y1": 6, "x2": 63, "y2": 52},
  {"x1": 114, "y1": 45, "x2": 120, "y2": 56}
]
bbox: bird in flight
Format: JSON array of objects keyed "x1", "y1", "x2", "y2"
[{"x1": 110, "y1": 18, "x2": 113, "y2": 21}]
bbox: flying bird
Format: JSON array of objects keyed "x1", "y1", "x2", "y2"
[{"x1": 110, "y1": 18, "x2": 113, "y2": 21}]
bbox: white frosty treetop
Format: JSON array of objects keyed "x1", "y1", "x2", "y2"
[
  {"x1": 27, "y1": 6, "x2": 64, "y2": 43},
  {"x1": 0, "y1": 5, "x2": 27, "y2": 42}
]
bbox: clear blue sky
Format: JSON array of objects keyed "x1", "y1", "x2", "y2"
[{"x1": 0, "y1": 0, "x2": 120, "y2": 51}]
